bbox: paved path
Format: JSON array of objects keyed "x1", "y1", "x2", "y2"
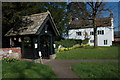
[{"x1": 43, "y1": 59, "x2": 119, "y2": 78}]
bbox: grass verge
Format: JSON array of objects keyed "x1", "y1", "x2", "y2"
[
  {"x1": 72, "y1": 61, "x2": 120, "y2": 79},
  {"x1": 2, "y1": 61, "x2": 57, "y2": 78},
  {"x1": 56, "y1": 46, "x2": 119, "y2": 59}
]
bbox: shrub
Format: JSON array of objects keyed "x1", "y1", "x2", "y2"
[
  {"x1": 112, "y1": 41, "x2": 120, "y2": 46},
  {"x1": 55, "y1": 39, "x2": 82, "y2": 48},
  {"x1": 82, "y1": 38, "x2": 89, "y2": 44},
  {"x1": 58, "y1": 44, "x2": 90, "y2": 52}
]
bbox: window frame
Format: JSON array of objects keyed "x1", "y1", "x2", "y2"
[
  {"x1": 90, "y1": 32, "x2": 94, "y2": 35},
  {"x1": 102, "y1": 30, "x2": 104, "y2": 35},
  {"x1": 98, "y1": 30, "x2": 104, "y2": 35},
  {"x1": 104, "y1": 40, "x2": 107, "y2": 45},
  {"x1": 76, "y1": 32, "x2": 82, "y2": 36}
]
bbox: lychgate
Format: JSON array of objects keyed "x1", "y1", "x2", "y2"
[{"x1": 5, "y1": 11, "x2": 60, "y2": 59}]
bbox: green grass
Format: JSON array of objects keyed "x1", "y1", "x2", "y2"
[
  {"x1": 56, "y1": 46, "x2": 119, "y2": 59},
  {"x1": 2, "y1": 61, "x2": 57, "y2": 78},
  {"x1": 72, "y1": 61, "x2": 120, "y2": 79}
]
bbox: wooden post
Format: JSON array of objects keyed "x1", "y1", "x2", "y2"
[
  {"x1": 10, "y1": 38, "x2": 12, "y2": 47},
  {"x1": 40, "y1": 56, "x2": 43, "y2": 64},
  {"x1": 32, "y1": 37, "x2": 37, "y2": 60},
  {"x1": 39, "y1": 51, "x2": 43, "y2": 64},
  {"x1": 50, "y1": 35, "x2": 53, "y2": 55},
  {"x1": 21, "y1": 37, "x2": 24, "y2": 58},
  {"x1": 53, "y1": 36, "x2": 55, "y2": 54}
]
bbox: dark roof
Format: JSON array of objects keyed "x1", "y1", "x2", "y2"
[
  {"x1": 5, "y1": 11, "x2": 59, "y2": 36},
  {"x1": 114, "y1": 31, "x2": 120, "y2": 38},
  {"x1": 69, "y1": 17, "x2": 112, "y2": 29}
]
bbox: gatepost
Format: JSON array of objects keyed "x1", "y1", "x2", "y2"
[{"x1": 39, "y1": 51, "x2": 43, "y2": 64}]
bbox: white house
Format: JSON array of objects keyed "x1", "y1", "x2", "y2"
[{"x1": 68, "y1": 14, "x2": 114, "y2": 46}]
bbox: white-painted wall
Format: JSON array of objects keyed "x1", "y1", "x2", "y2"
[{"x1": 68, "y1": 18, "x2": 114, "y2": 46}]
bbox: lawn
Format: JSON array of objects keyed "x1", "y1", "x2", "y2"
[
  {"x1": 2, "y1": 61, "x2": 57, "y2": 78},
  {"x1": 72, "y1": 61, "x2": 120, "y2": 79},
  {"x1": 56, "y1": 46, "x2": 119, "y2": 59}
]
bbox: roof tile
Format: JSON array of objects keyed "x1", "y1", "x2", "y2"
[{"x1": 5, "y1": 12, "x2": 49, "y2": 36}]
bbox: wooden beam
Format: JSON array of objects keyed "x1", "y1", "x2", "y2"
[{"x1": 10, "y1": 38, "x2": 12, "y2": 47}]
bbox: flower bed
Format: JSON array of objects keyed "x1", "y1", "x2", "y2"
[
  {"x1": 58, "y1": 44, "x2": 90, "y2": 52},
  {"x1": 2, "y1": 57, "x2": 19, "y2": 63}
]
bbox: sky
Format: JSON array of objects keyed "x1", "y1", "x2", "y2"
[{"x1": 105, "y1": 2, "x2": 119, "y2": 31}]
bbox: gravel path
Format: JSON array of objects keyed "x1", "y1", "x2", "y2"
[{"x1": 43, "y1": 59, "x2": 119, "y2": 78}]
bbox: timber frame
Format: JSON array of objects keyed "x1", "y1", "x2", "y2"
[{"x1": 5, "y1": 11, "x2": 59, "y2": 59}]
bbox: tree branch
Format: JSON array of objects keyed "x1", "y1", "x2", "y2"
[{"x1": 75, "y1": 2, "x2": 91, "y2": 18}]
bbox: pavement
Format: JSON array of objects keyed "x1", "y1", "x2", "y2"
[{"x1": 42, "y1": 59, "x2": 119, "y2": 78}]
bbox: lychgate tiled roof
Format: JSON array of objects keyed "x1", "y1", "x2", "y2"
[
  {"x1": 5, "y1": 11, "x2": 59, "y2": 36},
  {"x1": 69, "y1": 17, "x2": 112, "y2": 29}
]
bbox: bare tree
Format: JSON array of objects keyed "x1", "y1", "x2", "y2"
[
  {"x1": 88, "y1": 2, "x2": 102, "y2": 48},
  {"x1": 86, "y1": 2, "x2": 112, "y2": 48}
]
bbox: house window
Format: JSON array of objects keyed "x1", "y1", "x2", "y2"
[
  {"x1": 76, "y1": 32, "x2": 81, "y2": 36},
  {"x1": 90, "y1": 32, "x2": 94, "y2": 35},
  {"x1": 104, "y1": 40, "x2": 107, "y2": 45},
  {"x1": 98, "y1": 30, "x2": 104, "y2": 35},
  {"x1": 90, "y1": 40, "x2": 94, "y2": 43},
  {"x1": 102, "y1": 30, "x2": 104, "y2": 35},
  {"x1": 98, "y1": 30, "x2": 100, "y2": 35}
]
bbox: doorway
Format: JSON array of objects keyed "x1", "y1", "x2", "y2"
[
  {"x1": 22, "y1": 36, "x2": 34, "y2": 59},
  {"x1": 40, "y1": 35, "x2": 51, "y2": 59}
]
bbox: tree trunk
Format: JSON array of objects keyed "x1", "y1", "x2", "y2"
[
  {"x1": 94, "y1": 27, "x2": 97, "y2": 48},
  {"x1": 93, "y1": 17, "x2": 97, "y2": 48}
]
